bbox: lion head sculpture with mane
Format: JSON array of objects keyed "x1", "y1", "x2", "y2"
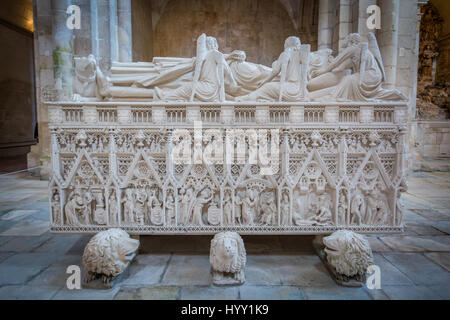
[
  {"x1": 323, "y1": 230, "x2": 373, "y2": 281},
  {"x1": 210, "y1": 232, "x2": 246, "y2": 285},
  {"x1": 82, "y1": 228, "x2": 139, "y2": 284}
]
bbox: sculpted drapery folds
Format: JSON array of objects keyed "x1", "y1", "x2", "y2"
[{"x1": 73, "y1": 33, "x2": 407, "y2": 103}]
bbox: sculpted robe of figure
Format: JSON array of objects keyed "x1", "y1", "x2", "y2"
[
  {"x1": 109, "y1": 190, "x2": 118, "y2": 225},
  {"x1": 190, "y1": 188, "x2": 213, "y2": 225},
  {"x1": 280, "y1": 193, "x2": 290, "y2": 225},
  {"x1": 123, "y1": 189, "x2": 135, "y2": 224},
  {"x1": 225, "y1": 50, "x2": 273, "y2": 97},
  {"x1": 308, "y1": 33, "x2": 406, "y2": 102},
  {"x1": 223, "y1": 193, "x2": 233, "y2": 225},
  {"x1": 242, "y1": 189, "x2": 257, "y2": 225},
  {"x1": 238, "y1": 36, "x2": 309, "y2": 102}
]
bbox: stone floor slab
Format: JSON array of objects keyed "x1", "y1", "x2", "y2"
[
  {"x1": 122, "y1": 254, "x2": 171, "y2": 286},
  {"x1": 0, "y1": 234, "x2": 52, "y2": 252},
  {"x1": 431, "y1": 221, "x2": 450, "y2": 235},
  {"x1": 427, "y1": 285, "x2": 450, "y2": 299},
  {"x1": 302, "y1": 287, "x2": 372, "y2": 300},
  {"x1": 412, "y1": 209, "x2": 450, "y2": 221},
  {"x1": 382, "y1": 285, "x2": 443, "y2": 300},
  {"x1": 161, "y1": 255, "x2": 211, "y2": 286},
  {"x1": 181, "y1": 286, "x2": 239, "y2": 300},
  {"x1": 239, "y1": 285, "x2": 305, "y2": 300},
  {"x1": 368, "y1": 237, "x2": 392, "y2": 252},
  {"x1": 0, "y1": 210, "x2": 36, "y2": 221},
  {"x1": 115, "y1": 286, "x2": 179, "y2": 300},
  {"x1": 27, "y1": 265, "x2": 70, "y2": 287},
  {"x1": 373, "y1": 253, "x2": 414, "y2": 285},
  {"x1": 404, "y1": 224, "x2": 446, "y2": 236},
  {"x1": 380, "y1": 236, "x2": 450, "y2": 252},
  {"x1": 0, "y1": 219, "x2": 49, "y2": 236},
  {"x1": 52, "y1": 287, "x2": 121, "y2": 300},
  {"x1": 1, "y1": 252, "x2": 59, "y2": 268},
  {"x1": 0, "y1": 285, "x2": 60, "y2": 300},
  {"x1": 32, "y1": 233, "x2": 82, "y2": 255},
  {"x1": 277, "y1": 255, "x2": 336, "y2": 287},
  {"x1": 382, "y1": 252, "x2": 450, "y2": 285},
  {"x1": 0, "y1": 265, "x2": 47, "y2": 286},
  {"x1": 424, "y1": 252, "x2": 450, "y2": 272}
]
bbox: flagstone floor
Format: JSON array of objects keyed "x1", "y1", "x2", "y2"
[{"x1": 0, "y1": 170, "x2": 449, "y2": 300}]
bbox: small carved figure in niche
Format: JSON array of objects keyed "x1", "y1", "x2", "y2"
[
  {"x1": 190, "y1": 188, "x2": 213, "y2": 225},
  {"x1": 134, "y1": 189, "x2": 147, "y2": 225},
  {"x1": 223, "y1": 191, "x2": 233, "y2": 225},
  {"x1": 308, "y1": 32, "x2": 406, "y2": 102},
  {"x1": 338, "y1": 193, "x2": 348, "y2": 225},
  {"x1": 108, "y1": 190, "x2": 118, "y2": 226},
  {"x1": 259, "y1": 191, "x2": 276, "y2": 225},
  {"x1": 65, "y1": 189, "x2": 93, "y2": 225},
  {"x1": 238, "y1": 36, "x2": 308, "y2": 102},
  {"x1": 351, "y1": 190, "x2": 365, "y2": 225},
  {"x1": 165, "y1": 191, "x2": 176, "y2": 226},
  {"x1": 242, "y1": 188, "x2": 258, "y2": 225},
  {"x1": 51, "y1": 191, "x2": 61, "y2": 225},
  {"x1": 179, "y1": 187, "x2": 193, "y2": 225},
  {"x1": 280, "y1": 192, "x2": 290, "y2": 225},
  {"x1": 234, "y1": 191, "x2": 244, "y2": 225},
  {"x1": 314, "y1": 194, "x2": 333, "y2": 225},
  {"x1": 148, "y1": 189, "x2": 163, "y2": 225},
  {"x1": 365, "y1": 187, "x2": 389, "y2": 225},
  {"x1": 122, "y1": 189, "x2": 135, "y2": 224},
  {"x1": 93, "y1": 191, "x2": 107, "y2": 225}
]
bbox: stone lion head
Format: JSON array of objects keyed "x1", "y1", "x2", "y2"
[
  {"x1": 323, "y1": 230, "x2": 373, "y2": 279},
  {"x1": 82, "y1": 228, "x2": 139, "y2": 281},
  {"x1": 210, "y1": 232, "x2": 246, "y2": 274}
]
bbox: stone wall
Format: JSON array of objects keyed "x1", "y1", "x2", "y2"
[
  {"x1": 0, "y1": 3, "x2": 36, "y2": 172},
  {"x1": 132, "y1": 0, "x2": 153, "y2": 62},
  {"x1": 151, "y1": 0, "x2": 318, "y2": 66}
]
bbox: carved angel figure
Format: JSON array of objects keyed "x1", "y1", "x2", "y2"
[
  {"x1": 154, "y1": 34, "x2": 237, "y2": 102},
  {"x1": 308, "y1": 33, "x2": 406, "y2": 102},
  {"x1": 238, "y1": 36, "x2": 309, "y2": 102}
]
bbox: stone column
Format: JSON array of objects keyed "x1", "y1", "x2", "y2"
[
  {"x1": 324, "y1": 106, "x2": 339, "y2": 123},
  {"x1": 378, "y1": 0, "x2": 400, "y2": 89},
  {"x1": 91, "y1": 0, "x2": 111, "y2": 71},
  {"x1": 152, "y1": 107, "x2": 166, "y2": 124},
  {"x1": 360, "y1": 106, "x2": 374, "y2": 123},
  {"x1": 221, "y1": 106, "x2": 235, "y2": 124},
  {"x1": 51, "y1": 0, "x2": 74, "y2": 99},
  {"x1": 290, "y1": 106, "x2": 304, "y2": 123},
  {"x1": 186, "y1": 106, "x2": 200, "y2": 123},
  {"x1": 338, "y1": 0, "x2": 353, "y2": 50},
  {"x1": 318, "y1": 0, "x2": 334, "y2": 50},
  {"x1": 117, "y1": 106, "x2": 132, "y2": 124},
  {"x1": 255, "y1": 106, "x2": 269, "y2": 124},
  {"x1": 109, "y1": 0, "x2": 119, "y2": 62},
  {"x1": 117, "y1": 0, "x2": 132, "y2": 62},
  {"x1": 83, "y1": 106, "x2": 98, "y2": 124}
]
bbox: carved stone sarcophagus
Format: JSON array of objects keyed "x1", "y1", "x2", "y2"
[{"x1": 46, "y1": 33, "x2": 408, "y2": 235}]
